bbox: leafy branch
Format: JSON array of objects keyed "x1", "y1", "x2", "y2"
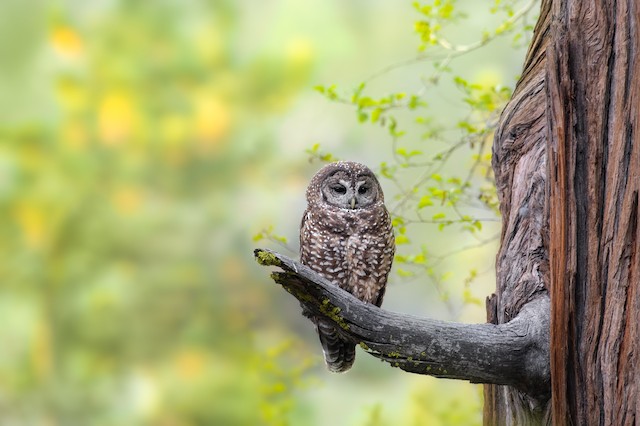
[{"x1": 292, "y1": 1, "x2": 538, "y2": 315}]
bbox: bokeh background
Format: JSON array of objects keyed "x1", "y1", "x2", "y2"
[{"x1": 0, "y1": 0, "x2": 535, "y2": 424}]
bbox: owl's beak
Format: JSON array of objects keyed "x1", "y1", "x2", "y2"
[{"x1": 350, "y1": 197, "x2": 356, "y2": 209}]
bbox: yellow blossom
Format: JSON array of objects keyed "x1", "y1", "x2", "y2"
[
  {"x1": 174, "y1": 349, "x2": 206, "y2": 380},
  {"x1": 111, "y1": 186, "x2": 143, "y2": 216},
  {"x1": 15, "y1": 203, "x2": 46, "y2": 249},
  {"x1": 98, "y1": 92, "x2": 138, "y2": 146},
  {"x1": 193, "y1": 95, "x2": 231, "y2": 149},
  {"x1": 51, "y1": 26, "x2": 83, "y2": 57}
]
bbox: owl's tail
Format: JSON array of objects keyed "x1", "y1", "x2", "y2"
[{"x1": 316, "y1": 317, "x2": 355, "y2": 373}]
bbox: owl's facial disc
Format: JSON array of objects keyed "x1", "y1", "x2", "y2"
[
  {"x1": 320, "y1": 170, "x2": 379, "y2": 209},
  {"x1": 354, "y1": 176, "x2": 378, "y2": 208}
]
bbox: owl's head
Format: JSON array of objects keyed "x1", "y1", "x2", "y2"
[{"x1": 306, "y1": 161, "x2": 384, "y2": 209}]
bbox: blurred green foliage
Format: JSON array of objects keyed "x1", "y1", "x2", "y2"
[
  {"x1": 311, "y1": 0, "x2": 538, "y2": 311},
  {"x1": 1, "y1": 1, "x2": 315, "y2": 424},
  {"x1": 0, "y1": 0, "x2": 536, "y2": 425}
]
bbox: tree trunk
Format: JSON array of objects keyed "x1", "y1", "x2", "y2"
[
  {"x1": 547, "y1": 0, "x2": 640, "y2": 424},
  {"x1": 483, "y1": 1, "x2": 553, "y2": 423},
  {"x1": 486, "y1": 0, "x2": 640, "y2": 424}
]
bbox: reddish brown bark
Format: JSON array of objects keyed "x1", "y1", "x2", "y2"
[
  {"x1": 547, "y1": 0, "x2": 640, "y2": 424},
  {"x1": 487, "y1": 0, "x2": 640, "y2": 424}
]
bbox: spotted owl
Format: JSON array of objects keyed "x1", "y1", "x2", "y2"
[{"x1": 300, "y1": 161, "x2": 395, "y2": 373}]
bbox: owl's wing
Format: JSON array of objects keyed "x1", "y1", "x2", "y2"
[
  {"x1": 345, "y1": 219, "x2": 395, "y2": 306},
  {"x1": 373, "y1": 282, "x2": 387, "y2": 307},
  {"x1": 375, "y1": 223, "x2": 395, "y2": 307},
  {"x1": 299, "y1": 209, "x2": 311, "y2": 264},
  {"x1": 299, "y1": 208, "x2": 357, "y2": 372}
]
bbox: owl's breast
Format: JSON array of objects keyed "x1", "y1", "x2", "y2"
[{"x1": 307, "y1": 206, "x2": 352, "y2": 235}]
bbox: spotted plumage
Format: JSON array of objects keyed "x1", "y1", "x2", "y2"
[{"x1": 300, "y1": 161, "x2": 395, "y2": 372}]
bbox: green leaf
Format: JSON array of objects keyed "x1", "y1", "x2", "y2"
[
  {"x1": 326, "y1": 84, "x2": 338, "y2": 100},
  {"x1": 358, "y1": 96, "x2": 376, "y2": 107},
  {"x1": 438, "y1": 3, "x2": 454, "y2": 19},
  {"x1": 432, "y1": 212, "x2": 446, "y2": 220},
  {"x1": 273, "y1": 235, "x2": 288, "y2": 244},
  {"x1": 371, "y1": 108, "x2": 382, "y2": 123},
  {"x1": 418, "y1": 195, "x2": 433, "y2": 208},
  {"x1": 395, "y1": 254, "x2": 407, "y2": 263},
  {"x1": 392, "y1": 217, "x2": 405, "y2": 227},
  {"x1": 320, "y1": 153, "x2": 336, "y2": 162},
  {"x1": 388, "y1": 117, "x2": 405, "y2": 137},
  {"x1": 351, "y1": 82, "x2": 366, "y2": 103},
  {"x1": 463, "y1": 288, "x2": 482, "y2": 306},
  {"x1": 458, "y1": 121, "x2": 477, "y2": 133},
  {"x1": 396, "y1": 234, "x2": 410, "y2": 245},
  {"x1": 429, "y1": 187, "x2": 444, "y2": 197},
  {"x1": 397, "y1": 268, "x2": 414, "y2": 277},
  {"x1": 414, "y1": 20, "x2": 432, "y2": 42},
  {"x1": 380, "y1": 162, "x2": 395, "y2": 179},
  {"x1": 454, "y1": 76, "x2": 468, "y2": 88},
  {"x1": 408, "y1": 95, "x2": 425, "y2": 110}
]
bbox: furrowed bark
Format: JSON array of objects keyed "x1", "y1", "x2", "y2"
[
  {"x1": 254, "y1": 248, "x2": 550, "y2": 401},
  {"x1": 486, "y1": 0, "x2": 640, "y2": 423},
  {"x1": 547, "y1": 0, "x2": 640, "y2": 424},
  {"x1": 484, "y1": 0, "x2": 553, "y2": 423}
]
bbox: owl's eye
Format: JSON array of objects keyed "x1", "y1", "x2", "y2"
[
  {"x1": 358, "y1": 186, "x2": 369, "y2": 194},
  {"x1": 332, "y1": 185, "x2": 347, "y2": 194}
]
